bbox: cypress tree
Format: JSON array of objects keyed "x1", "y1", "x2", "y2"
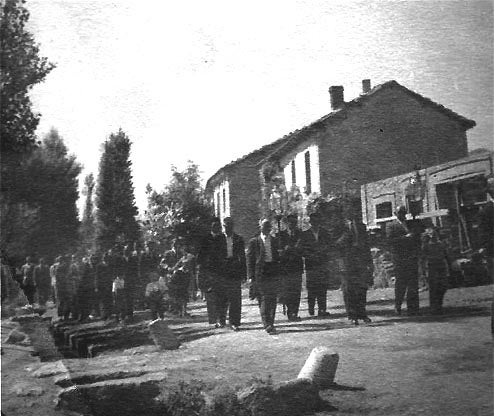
[{"x1": 95, "y1": 129, "x2": 139, "y2": 252}]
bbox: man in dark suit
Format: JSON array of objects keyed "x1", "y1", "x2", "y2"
[
  {"x1": 278, "y1": 214, "x2": 303, "y2": 321},
  {"x1": 300, "y1": 212, "x2": 331, "y2": 317},
  {"x1": 386, "y1": 205, "x2": 421, "y2": 315},
  {"x1": 247, "y1": 219, "x2": 281, "y2": 334},
  {"x1": 216, "y1": 217, "x2": 246, "y2": 331},
  {"x1": 197, "y1": 217, "x2": 227, "y2": 327}
]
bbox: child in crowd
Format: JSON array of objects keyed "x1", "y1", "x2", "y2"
[{"x1": 421, "y1": 227, "x2": 450, "y2": 315}]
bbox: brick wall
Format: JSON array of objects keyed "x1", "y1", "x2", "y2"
[{"x1": 318, "y1": 85, "x2": 469, "y2": 197}]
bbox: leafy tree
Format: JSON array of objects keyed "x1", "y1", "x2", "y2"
[
  {"x1": 80, "y1": 173, "x2": 96, "y2": 253},
  {"x1": 0, "y1": 0, "x2": 55, "y2": 264},
  {"x1": 25, "y1": 129, "x2": 82, "y2": 258},
  {"x1": 95, "y1": 129, "x2": 139, "y2": 252},
  {"x1": 1, "y1": 129, "x2": 82, "y2": 261},
  {"x1": 143, "y1": 161, "x2": 212, "y2": 250},
  {"x1": 1, "y1": 0, "x2": 55, "y2": 197}
]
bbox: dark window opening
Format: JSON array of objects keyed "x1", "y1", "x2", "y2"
[
  {"x1": 222, "y1": 189, "x2": 226, "y2": 213},
  {"x1": 376, "y1": 202, "x2": 393, "y2": 219},
  {"x1": 291, "y1": 160, "x2": 296, "y2": 186},
  {"x1": 304, "y1": 151, "x2": 311, "y2": 194},
  {"x1": 216, "y1": 193, "x2": 220, "y2": 216}
]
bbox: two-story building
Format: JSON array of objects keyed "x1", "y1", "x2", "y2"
[{"x1": 206, "y1": 79, "x2": 476, "y2": 241}]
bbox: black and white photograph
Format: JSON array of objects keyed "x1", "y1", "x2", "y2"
[{"x1": 1, "y1": 1, "x2": 493, "y2": 415}]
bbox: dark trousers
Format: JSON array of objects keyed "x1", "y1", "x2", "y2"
[
  {"x1": 205, "y1": 291, "x2": 217, "y2": 324},
  {"x1": 282, "y1": 272, "x2": 302, "y2": 318},
  {"x1": 306, "y1": 268, "x2": 327, "y2": 315},
  {"x1": 216, "y1": 279, "x2": 242, "y2": 327},
  {"x1": 427, "y1": 266, "x2": 448, "y2": 314},
  {"x1": 148, "y1": 297, "x2": 165, "y2": 320},
  {"x1": 394, "y1": 258, "x2": 419, "y2": 314},
  {"x1": 341, "y1": 280, "x2": 368, "y2": 320},
  {"x1": 100, "y1": 289, "x2": 114, "y2": 319},
  {"x1": 125, "y1": 286, "x2": 134, "y2": 318},
  {"x1": 77, "y1": 290, "x2": 92, "y2": 321},
  {"x1": 257, "y1": 277, "x2": 278, "y2": 329},
  {"x1": 23, "y1": 285, "x2": 36, "y2": 305},
  {"x1": 113, "y1": 289, "x2": 126, "y2": 320}
]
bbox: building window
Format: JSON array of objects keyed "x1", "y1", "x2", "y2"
[
  {"x1": 222, "y1": 189, "x2": 226, "y2": 213},
  {"x1": 376, "y1": 202, "x2": 393, "y2": 219},
  {"x1": 304, "y1": 151, "x2": 311, "y2": 194},
  {"x1": 291, "y1": 160, "x2": 296, "y2": 186}
]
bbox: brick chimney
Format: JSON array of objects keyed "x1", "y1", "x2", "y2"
[
  {"x1": 328, "y1": 86, "x2": 344, "y2": 110},
  {"x1": 362, "y1": 79, "x2": 371, "y2": 94}
]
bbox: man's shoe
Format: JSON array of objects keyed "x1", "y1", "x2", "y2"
[
  {"x1": 231, "y1": 325, "x2": 240, "y2": 332},
  {"x1": 394, "y1": 307, "x2": 402, "y2": 316},
  {"x1": 289, "y1": 316, "x2": 302, "y2": 322},
  {"x1": 266, "y1": 325, "x2": 277, "y2": 335},
  {"x1": 362, "y1": 316, "x2": 372, "y2": 323},
  {"x1": 215, "y1": 322, "x2": 225, "y2": 329},
  {"x1": 352, "y1": 319, "x2": 359, "y2": 326},
  {"x1": 318, "y1": 311, "x2": 330, "y2": 318}
]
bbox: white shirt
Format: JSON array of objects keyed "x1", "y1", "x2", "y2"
[
  {"x1": 260, "y1": 233, "x2": 273, "y2": 262},
  {"x1": 226, "y1": 235, "x2": 233, "y2": 258}
]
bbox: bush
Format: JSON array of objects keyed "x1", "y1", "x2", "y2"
[
  {"x1": 158, "y1": 377, "x2": 281, "y2": 416},
  {"x1": 157, "y1": 375, "x2": 327, "y2": 416}
]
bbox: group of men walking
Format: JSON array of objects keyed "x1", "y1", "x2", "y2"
[
  {"x1": 198, "y1": 205, "x2": 374, "y2": 335},
  {"x1": 6, "y1": 193, "x2": 471, "y2": 332}
]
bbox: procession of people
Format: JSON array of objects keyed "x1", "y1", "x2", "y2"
[{"x1": 2, "y1": 193, "x2": 491, "y2": 333}]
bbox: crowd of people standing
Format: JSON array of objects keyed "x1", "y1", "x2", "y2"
[{"x1": 4, "y1": 183, "x2": 489, "y2": 333}]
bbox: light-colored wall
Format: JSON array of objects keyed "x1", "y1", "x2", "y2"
[
  {"x1": 213, "y1": 179, "x2": 231, "y2": 222},
  {"x1": 282, "y1": 143, "x2": 321, "y2": 195}
]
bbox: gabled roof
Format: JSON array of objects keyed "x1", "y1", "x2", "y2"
[{"x1": 206, "y1": 80, "x2": 476, "y2": 188}]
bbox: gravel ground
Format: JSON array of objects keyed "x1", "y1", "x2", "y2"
[{"x1": 2, "y1": 284, "x2": 492, "y2": 416}]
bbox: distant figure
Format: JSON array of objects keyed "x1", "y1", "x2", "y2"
[
  {"x1": 218, "y1": 217, "x2": 246, "y2": 331},
  {"x1": 49, "y1": 257, "x2": 60, "y2": 303},
  {"x1": 77, "y1": 256, "x2": 96, "y2": 322},
  {"x1": 300, "y1": 212, "x2": 331, "y2": 317},
  {"x1": 339, "y1": 203, "x2": 374, "y2": 325},
  {"x1": 145, "y1": 271, "x2": 165, "y2": 320},
  {"x1": 54, "y1": 256, "x2": 73, "y2": 320},
  {"x1": 421, "y1": 228, "x2": 449, "y2": 315},
  {"x1": 167, "y1": 240, "x2": 195, "y2": 317},
  {"x1": 247, "y1": 219, "x2": 282, "y2": 335},
  {"x1": 34, "y1": 257, "x2": 51, "y2": 307},
  {"x1": 124, "y1": 244, "x2": 139, "y2": 320},
  {"x1": 109, "y1": 246, "x2": 127, "y2": 322},
  {"x1": 21, "y1": 257, "x2": 36, "y2": 305},
  {"x1": 386, "y1": 206, "x2": 422, "y2": 316},
  {"x1": 97, "y1": 253, "x2": 113, "y2": 320},
  {"x1": 277, "y1": 214, "x2": 303, "y2": 321},
  {"x1": 197, "y1": 218, "x2": 227, "y2": 327}
]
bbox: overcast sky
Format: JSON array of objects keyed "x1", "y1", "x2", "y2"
[{"x1": 27, "y1": 0, "x2": 493, "y2": 213}]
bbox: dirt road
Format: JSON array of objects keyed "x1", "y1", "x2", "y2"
[{"x1": 1, "y1": 285, "x2": 492, "y2": 416}]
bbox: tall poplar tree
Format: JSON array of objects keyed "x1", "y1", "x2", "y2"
[
  {"x1": 95, "y1": 129, "x2": 139, "y2": 252},
  {"x1": 80, "y1": 173, "x2": 96, "y2": 253}
]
